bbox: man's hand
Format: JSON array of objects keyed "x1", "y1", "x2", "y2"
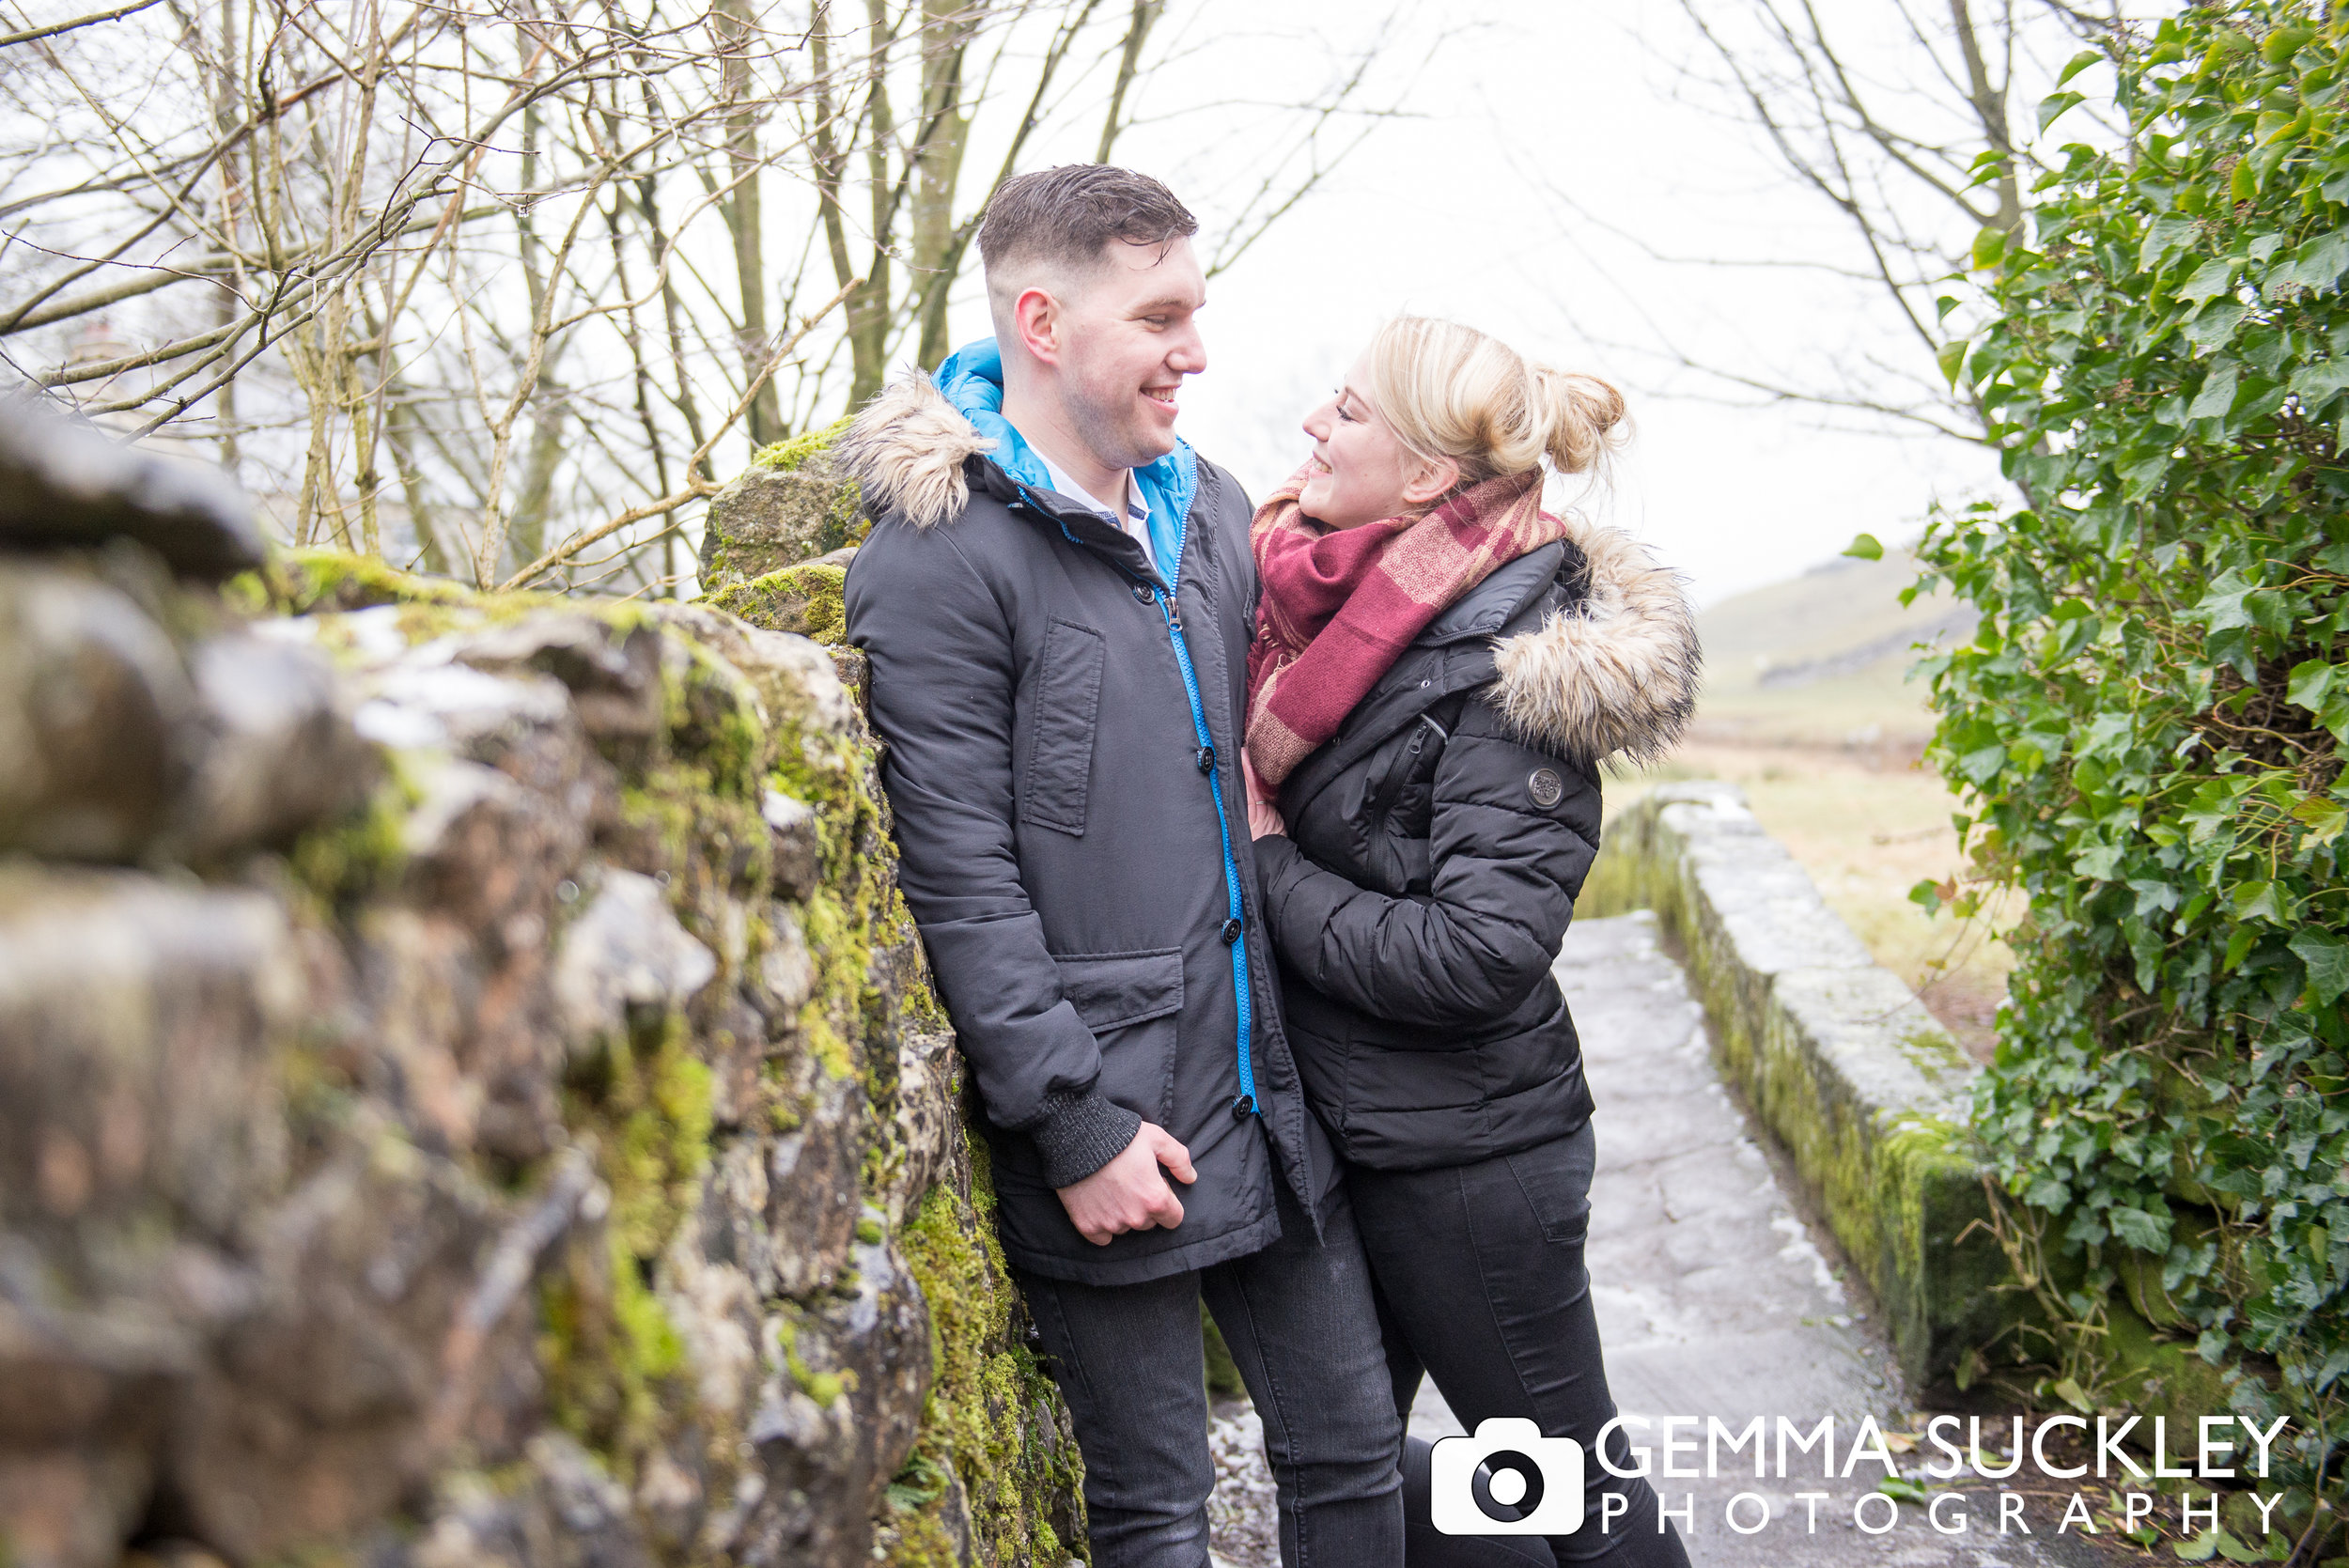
[{"x1": 1057, "y1": 1122, "x2": 1196, "y2": 1246}]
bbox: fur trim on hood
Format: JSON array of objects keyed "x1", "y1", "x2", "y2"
[
  {"x1": 834, "y1": 368, "x2": 992, "y2": 531},
  {"x1": 1491, "y1": 516, "x2": 1701, "y2": 768}
]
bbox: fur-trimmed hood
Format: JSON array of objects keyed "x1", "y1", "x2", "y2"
[
  {"x1": 834, "y1": 367, "x2": 995, "y2": 532},
  {"x1": 1488, "y1": 515, "x2": 1701, "y2": 768}
]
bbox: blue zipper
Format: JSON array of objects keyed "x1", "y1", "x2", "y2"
[
  {"x1": 1018, "y1": 481, "x2": 1260, "y2": 1119},
  {"x1": 1151, "y1": 582, "x2": 1259, "y2": 1118}
]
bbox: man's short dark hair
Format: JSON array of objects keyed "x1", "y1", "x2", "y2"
[{"x1": 977, "y1": 164, "x2": 1198, "y2": 279}]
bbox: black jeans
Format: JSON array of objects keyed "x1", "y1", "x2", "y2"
[
  {"x1": 1350, "y1": 1123, "x2": 1690, "y2": 1568},
  {"x1": 1016, "y1": 1175, "x2": 1405, "y2": 1568}
]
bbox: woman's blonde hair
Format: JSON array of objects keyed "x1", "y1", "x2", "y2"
[{"x1": 1361, "y1": 316, "x2": 1626, "y2": 486}]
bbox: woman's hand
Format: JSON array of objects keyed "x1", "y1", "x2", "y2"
[{"x1": 1241, "y1": 751, "x2": 1284, "y2": 838}]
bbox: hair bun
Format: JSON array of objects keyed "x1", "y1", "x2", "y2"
[
  {"x1": 1361, "y1": 317, "x2": 1626, "y2": 488},
  {"x1": 1532, "y1": 365, "x2": 1628, "y2": 475}
]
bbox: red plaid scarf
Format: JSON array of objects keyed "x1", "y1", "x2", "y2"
[{"x1": 1244, "y1": 463, "x2": 1563, "y2": 788}]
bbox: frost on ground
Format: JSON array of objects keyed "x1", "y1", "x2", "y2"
[{"x1": 1206, "y1": 1401, "x2": 1280, "y2": 1568}]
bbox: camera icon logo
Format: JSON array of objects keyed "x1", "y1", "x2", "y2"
[{"x1": 1430, "y1": 1418, "x2": 1585, "y2": 1536}]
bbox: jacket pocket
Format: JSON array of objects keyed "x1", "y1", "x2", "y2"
[
  {"x1": 1024, "y1": 619, "x2": 1105, "y2": 836},
  {"x1": 1055, "y1": 949, "x2": 1183, "y2": 1126}
]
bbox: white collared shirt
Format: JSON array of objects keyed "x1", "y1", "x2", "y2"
[{"x1": 1038, "y1": 453, "x2": 1155, "y2": 572}]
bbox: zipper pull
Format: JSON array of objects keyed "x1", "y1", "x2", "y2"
[{"x1": 1158, "y1": 590, "x2": 1181, "y2": 632}]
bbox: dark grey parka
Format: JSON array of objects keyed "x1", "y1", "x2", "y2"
[
  {"x1": 840, "y1": 371, "x2": 1331, "y2": 1287},
  {"x1": 1255, "y1": 520, "x2": 1701, "y2": 1172}
]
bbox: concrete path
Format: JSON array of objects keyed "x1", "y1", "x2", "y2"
[{"x1": 1211, "y1": 913, "x2": 2107, "y2": 1568}]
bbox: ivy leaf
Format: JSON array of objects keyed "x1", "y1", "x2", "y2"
[
  {"x1": 2174, "y1": 1529, "x2": 2219, "y2": 1562},
  {"x1": 2195, "y1": 571, "x2": 2258, "y2": 631},
  {"x1": 2188, "y1": 363, "x2": 2241, "y2": 421},
  {"x1": 2180, "y1": 256, "x2": 2237, "y2": 304},
  {"x1": 2211, "y1": 1529, "x2": 2278, "y2": 1563},
  {"x1": 2140, "y1": 214, "x2": 2198, "y2": 272},
  {"x1": 1937, "y1": 337, "x2": 1969, "y2": 386},
  {"x1": 2292, "y1": 796, "x2": 2349, "y2": 847},
  {"x1": 2110, "y1": 1205, "x2": 2169, "y2": 1251},
  {"x1": 2075, "y1": 845, "x2": 2126, "y2": 879},
  {"x1": 2272, "y1": 229, "x2": 2349, "y2": 295},
  {"x1": 2186, "y1": 300, "x2": 2250, "y2": 349},
  {"x1": 2051, "y1": 1376, "x2": 2097, "y2": 1415},
  {"x1": 2291, "y1": 930, "x2": 2349, "y2": 1007},
  {"x1": 2288, "y1": 660, "x2": 2338, "y2": 711},
  {"x1": 2038, "y1": 90, "x2": 2086, "y2": 133},
  {"x1": 2263, "y1": 24, "x2": 2318, "y2": 65},
  {"x1": 2288, "y1": 361, "x2": 2349, "y2": 410},
  {"x1": 1843, "y1": 532, "x2": 1884, "y2": 561},
  {"x1": 2232, "y1": 881, "x2": 2286, "y2": 924}
]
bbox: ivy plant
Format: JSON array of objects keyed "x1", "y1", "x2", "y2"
[{"x1": 1913, "y1": 0, "x2": 2349, "y2": 1492}]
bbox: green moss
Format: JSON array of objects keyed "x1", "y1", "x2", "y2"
[
  {"x1": 897, "y1": 1158, "x2": 1087, "y2": 1566},
  {"x1": 1201, "y1": 1302, "x2": 1245, "y2": 1403},
  {"x1": 661, "y1": 641, "x2": 771, "y2": 800},
  {"x1": 704, "y1": 562, "x2": 849, "y2": 646},
  {"x1": 752, "y1": 415, "x2": 853, "y2": 474},
  {"x1": 776, "y1": 1314, "x2": 850, "y2": 1406},
  {"x1": 541, "y1": 1013, "x2": 713, "y2": 1483},
  {"x1": 739, "y1": 415, "x2": 866, "y2": 558},
  {"x1": 261, "y1": 550, "x2": 492, "y2": 616},
  {"x1": 877, "y1": 1500, "x2": 961, "y2": 1568},
  {"x1": 287, "y1": 769, "x2": 414, "y2": 909}
]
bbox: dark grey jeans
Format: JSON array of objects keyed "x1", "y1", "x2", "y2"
[
  {"x1": 1015, "y1": 1175, "x2": 1405, "y2": 1568},
  {"x1": 1351, "y1": 1123, "x2": 1691, "y2": 1568}
]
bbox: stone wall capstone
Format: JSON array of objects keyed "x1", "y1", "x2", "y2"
[{"x1": 0, "y1": 406, "x2": 1083, "y2": 1568}]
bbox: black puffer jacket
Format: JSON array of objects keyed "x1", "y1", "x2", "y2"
[{"x1": 1254, "y1": 521, "x2": 1700, "y2": 1172}]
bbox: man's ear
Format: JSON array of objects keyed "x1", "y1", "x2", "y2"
[
  {"x1": 1012, "y1": 286, "x2": 1063, "y2": 365},
  {"x1": 1400, "y1": 453, "x2": 1461, "y2": 507}
]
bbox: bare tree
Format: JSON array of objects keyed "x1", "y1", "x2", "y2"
[
  {"x1": 0, "y1": 0, "x2": 1434, "y2": 593},
  {"x1": 1559, "y1": 0, "x2": 2133, "y2": 443}
]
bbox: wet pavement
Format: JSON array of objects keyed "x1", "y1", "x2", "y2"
[{"x1": 1212, "y1": 912, "x2": 2111, "y2": 1568}]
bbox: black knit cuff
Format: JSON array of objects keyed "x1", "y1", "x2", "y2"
[{"x1": 1024, "y1": 1092, "x2": 1143, "y2": 1189}]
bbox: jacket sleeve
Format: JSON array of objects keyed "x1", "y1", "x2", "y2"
[
  {"x1": 1254, "y1": 694, "x2": 1600, "y2": 1031},
  {"x1": 845, "y1": 523, "x2": 1140, "y2": 1187}
]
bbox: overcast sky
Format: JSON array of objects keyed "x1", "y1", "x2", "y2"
[{"x1": 938, "y1": 0, "x2": 2061, "y2": 605}]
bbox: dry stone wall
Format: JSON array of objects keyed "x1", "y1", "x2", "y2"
[{"x1": 0, "y1": 412, "x2": 1084, "y2": 1568}]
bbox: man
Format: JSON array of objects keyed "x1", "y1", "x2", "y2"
[{"x1": 840, "y1": 165, "x2": 1403, "y2": 1567}]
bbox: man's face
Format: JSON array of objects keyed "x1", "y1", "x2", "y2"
[{"x1": 1049, "y1": 237, "x2": 1207, "y2": 471}]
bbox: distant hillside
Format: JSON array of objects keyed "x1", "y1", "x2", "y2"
[{"x1": 1694, "y1": 552, "x2": 1975, "y2": 745}]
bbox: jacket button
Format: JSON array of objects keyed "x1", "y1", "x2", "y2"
[
  {"x1": 1196, "y1": 744, "x2": 1216, "y2": 774},
  {"x1": 1131, "y1": 582, "x2": 1154, "y2": 603},
  {"x1": 1221, "y1": 917, "x2": 1244, "y2": 945}
]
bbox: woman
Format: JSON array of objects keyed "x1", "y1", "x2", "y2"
[{"x1": 1245, "y1": 317, "x2": 1701, "y2": 1567}]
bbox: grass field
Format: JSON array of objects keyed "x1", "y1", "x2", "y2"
[{"x1": 1611, "y1": 551, "x2": 2017, "y2": 1061}]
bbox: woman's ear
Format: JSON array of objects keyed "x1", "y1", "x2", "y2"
[{"x1": 1399, "y1": 453, "x2": 1460, "y2": 507}]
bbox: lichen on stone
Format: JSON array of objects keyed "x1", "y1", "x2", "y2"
[
  {"x1": 752, "y1": 415, "x2": 853, "y2": 475},
  {"x1": 894, "y1": 1155, "x2": 1087, "y2": 1567},
  {"x1": 705, "y1": 563, "x2": 848, "y2": 647}
]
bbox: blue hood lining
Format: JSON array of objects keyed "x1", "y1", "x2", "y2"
[{"x1": 934, "y1": 339, "x2": 1195, "y2": 579}]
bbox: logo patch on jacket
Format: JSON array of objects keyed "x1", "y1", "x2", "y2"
[{"x1": 1527, "y1": 768, "x2": 1564, "y2": 809}]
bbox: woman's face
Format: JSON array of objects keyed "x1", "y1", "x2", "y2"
[{"x1": 1298, "y1": 353, "x2": 1455, "y2": 529}]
